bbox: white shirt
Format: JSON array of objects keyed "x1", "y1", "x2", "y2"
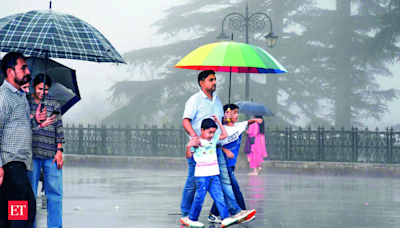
[
  {"x1": 192, "y1": 134, "x2": 220, "y2": 177},
  {"x1": 220, "y1": 121, "x2": 248, "y2": 167},
  {"x1": 182, "y1": 90, "x2": 224, "y2": 138}
]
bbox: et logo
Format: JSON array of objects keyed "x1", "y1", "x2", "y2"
[{"x1": 8, "y1": 201, "x2": 28, "y2": 220}]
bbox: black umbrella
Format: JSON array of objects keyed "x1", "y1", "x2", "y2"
[{"x1": 0, "y1": 57, "x2": 80, "y2": 114}]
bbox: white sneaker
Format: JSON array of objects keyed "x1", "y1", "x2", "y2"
[
  {"x1": 241, "y1": 215, "x2": 256, "y2": 224},
  {"x1": 221, "y1": 217, "x2": 238, "y2": 228},
  {"x1": 207, "y1": 213, "x2": 221, "y2": 224},
  {"x1": 180, "y1": 217, "x2": 189, "y2": 225},
  {"x1": 231, "y1": 209, "x2": 256, "y2": 223},
  {"x1": 180, "y1": 217, "x2": 204, "y2": 227}
]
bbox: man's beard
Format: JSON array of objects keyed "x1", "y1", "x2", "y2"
[{"x1": 15, "y1": 74, "x2": 31, "y2": 86}]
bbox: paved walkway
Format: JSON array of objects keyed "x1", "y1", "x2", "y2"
[{"x1": 36, "y1": 163, "x2": 400, "y2": 228}]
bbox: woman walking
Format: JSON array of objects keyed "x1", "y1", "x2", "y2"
[
  {"x1": 27, "y1": 74, "x2": 64, "y2": 228},
  {"x1": 246, "y1": 116, "x2": 267, "y2": 175}
]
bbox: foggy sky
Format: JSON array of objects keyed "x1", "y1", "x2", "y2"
[{"x1": 1, "y1": 0, "x2": 399, "y2": 128}]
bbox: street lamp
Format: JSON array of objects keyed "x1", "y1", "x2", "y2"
[
  {"x1": 217, "y1": 32, "x2": 230, "y2": 42},
  {"x1": 265, "y1": 31, "x2": 278, "y2": 48},
  {"x1": 217, "y1": 3, "x2": 278, "y2": 101}
]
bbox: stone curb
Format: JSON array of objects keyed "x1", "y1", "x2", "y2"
[{"x1": 64, "y1": 154, "x2": 400, "y2": 176}]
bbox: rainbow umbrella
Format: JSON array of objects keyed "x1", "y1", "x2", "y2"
[{"x1": 175, "y1": 41, "x2": 287, "y2": 104}]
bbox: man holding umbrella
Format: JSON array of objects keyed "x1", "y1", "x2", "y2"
[{"x1": 0, "y1": 52, "x2": 52, "y2": 227}]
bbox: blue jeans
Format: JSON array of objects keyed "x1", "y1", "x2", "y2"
[
  {"x1": 27, "y1": 158, "x2": 63, "y2": 228},
  {"x1": 189, "y1": 176, "x2": 230, "y2": 221},
  {"x1": 210, "y1": 166, "x2": 246, "y2": 216},
  {"x1": 181, "y1": 148, "x2": 242, "y2": 217},
  {"x1": 180, "y1": 157, "x2": 196, "y2": 217},
  {"x1": 211, "y1": 148, "x2": 242, "y2": 215}
]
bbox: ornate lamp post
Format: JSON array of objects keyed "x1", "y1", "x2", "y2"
[{"x1": 217, "y1": 3, "x2": 278, "y2": 101}]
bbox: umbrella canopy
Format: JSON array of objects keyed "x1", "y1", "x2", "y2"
[
  {"x1": 175, "y1": 41, "x2": 287, "y2": 73},
  {"x1": 235, "y1": 100, "x2": 274, "y2": 117},
  {"x1": 175, "y1": 41, "x2": 287, "y2": 106},
  {"x1": 0, "y1": 10, "x2": 125, "y2": 63},
  {"x1": 0, "y1": 57, "x2": 80, "y2": 114}
]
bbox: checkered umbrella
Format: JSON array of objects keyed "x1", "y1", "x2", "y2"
[{"x1": 0, "y1": 10, "x2": 126, "y2": 63}]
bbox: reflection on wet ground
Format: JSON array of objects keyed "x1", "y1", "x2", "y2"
[{"x1": 36, "y1": 165, "x2": 400, "y2": 228}]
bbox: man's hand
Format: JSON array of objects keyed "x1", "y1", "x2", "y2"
[
  {"x1": 0, "y1": 167, "x2": 3, "y2": 187},
  {"x1": 256, "y1": 118, "x2": 263, "y2": 124},
  {"x1": 190, "y1": 136, "x2": 201, "y2": 148},
  {"x1": 187, "y1": 138, "x2": 199, "y2": 148},
  {"x1": 52, "y1": 151, "x2": 63, "y2": 170},
  {"x1": 35, "y1": 103, "x2": 47, "y2": 123},
  {"x1": 223, "y1": 148, "x2": 235, "y2": 159},
  {"x1": 41, "y1": 115, "x2": 57, "y2": 128}
]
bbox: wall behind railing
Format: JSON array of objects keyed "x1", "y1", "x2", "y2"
[{"x1": 64, "y1": 124, "x2": 400, "y2": 164}]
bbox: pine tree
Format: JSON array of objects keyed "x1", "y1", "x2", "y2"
[{"x1": 104, "y1": 0, "x2": 399, "y2": 129}]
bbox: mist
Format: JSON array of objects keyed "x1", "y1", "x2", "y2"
[{"x1": 1, "y1": 0, "x2": 399, "y2": 129}]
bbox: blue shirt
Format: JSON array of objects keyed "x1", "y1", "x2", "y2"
[
  {"x1": 220, "y1": 121, "x2": 248, "y2": 167},
  {"x1": 183, "y1": 90, "x2": 224, "y2": 137}
]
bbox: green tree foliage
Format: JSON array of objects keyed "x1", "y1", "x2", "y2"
[
  {"x1": 319, "y1": 0, "x2": 400, "y2": 128},
  {"x1": 103, "y1": 0, "x2": 399, "y2": 129}
]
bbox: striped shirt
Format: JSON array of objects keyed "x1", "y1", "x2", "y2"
[
  {"x1": 27, "y1": 94, "x2": 65, "y2": 158},
  {"x1": 0, "y1": 80, "x2": 38, "y2": 171}
]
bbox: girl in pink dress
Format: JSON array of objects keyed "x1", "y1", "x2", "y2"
[{"x1": 247, "y1": 116, "x2": 268, "y2": 175}]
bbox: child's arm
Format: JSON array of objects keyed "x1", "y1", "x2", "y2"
[
  {"x1": 186, "y1": 138, "x2": 197, "y2": 159},
  {"x1": 212, "y1": 115, "x2": 228, "y2": 140},
  {"x1": 222, "y1": 147, "x2": 234, "y2": 159},
  {"x1": 247, "y1": 118, "x2": 263, "y2": 125}
]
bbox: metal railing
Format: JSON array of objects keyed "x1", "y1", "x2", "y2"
[{"x1": 64, "y1": 124, "x2": 400, "y2": 164}]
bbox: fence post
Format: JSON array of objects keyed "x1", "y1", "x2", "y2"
[
  {"x1": 153, "y1": 125, "x2": 158, "y2": 156},
  {"x1": 289, "y1": 126, "x2": 292, "y2": 160},
  {"x1": 136, "y1": 124, "x2": 139, "y2": 156},
  {"x1": 351, "y1": 126, "x2": 355, "y2": 162},
  {"x1": 110, "y1": 125, "x2": 114, "y2": 156},
  {"x1": 375, "y1": 127, "x2": 379, "y2": 163},
  {"x1": 126, "y1": 125, "x2": 131, "y2": 156},
  {"x1": 341, "y1": 126, "x2": 345, "y2": 162},
  {"x1": 318, "y1": 126, "x2": 321, "y2": 161},
  {"x1": 365, "y1": 127, "x2": 369, "y2": 163},
  {"x1": 103, "y1": 125, "x2": 107, "y2": 155},
  {"x1": 321, "y1": 126, "x2": 325, "y2": 161},
  {"x1": 389, "y1": 127, "x2": 393, "y2": 164},
  {"x1": 78, "y1": 124, "x2": 83, "y2": 155},
  {"x1": 285, "y1": 127, "x2": 288, "y2": 160},
  {"x1": 117, "y1": 125, "x2": 122, "y2": 156},
  {"x1": 354, "y1": 127, "x2": 358, "y2": 162}
]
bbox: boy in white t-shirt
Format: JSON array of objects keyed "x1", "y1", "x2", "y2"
[
  {"x1": 208, "y1": 104, "x2": 263, "y2": 223},
  {"x1": 182, "y1": 116, "x2": 240, "y2": 228}
]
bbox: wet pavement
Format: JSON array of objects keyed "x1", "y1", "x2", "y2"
[{"x1": 35, "y1": 164, "x2": 400, "y2": 228}]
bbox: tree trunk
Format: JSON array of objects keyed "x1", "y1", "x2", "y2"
[
  {"x1": 334, "y1": 0, "x2": 352, "y2": 129},
  {"x1": 265, "y1": 1, "x2": 285, "y2": 123}
]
